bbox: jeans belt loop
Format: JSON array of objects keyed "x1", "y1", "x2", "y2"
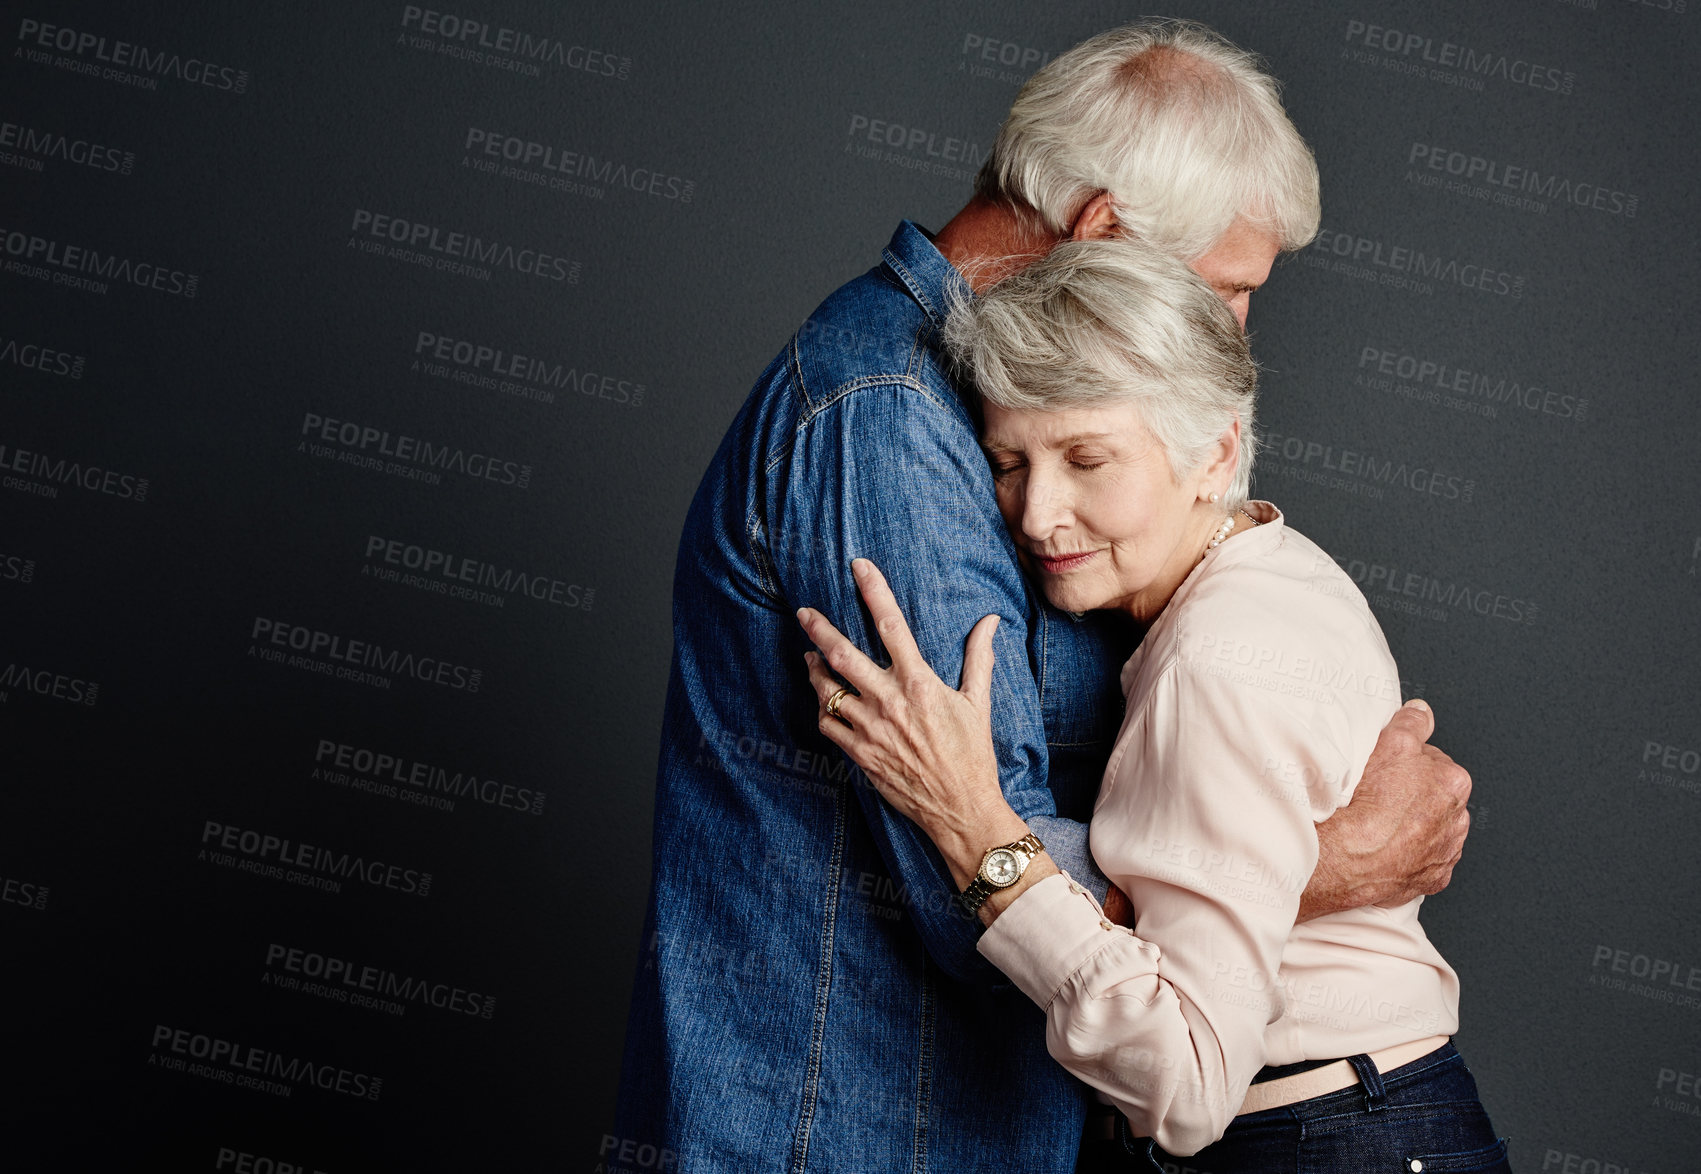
[
  {"x1": 1346, "y1": 1052, "x2": 1389, "y2": 1111},
  {"x1": 1114, "y1": 1115, "x2": 1167, "y2": 1173}
]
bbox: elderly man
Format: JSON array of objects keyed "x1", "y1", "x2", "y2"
[{"x1": 613, "y1": 19, "x2": 1471, "y2": 1174}]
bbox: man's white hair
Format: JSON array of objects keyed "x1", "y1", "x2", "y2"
[
  {"x1": 975, "y1": 18, "x2": 1320, "y2": 260},
  {"x1": 943, "y1": 237, "x2": 1258, "y2": 508}
]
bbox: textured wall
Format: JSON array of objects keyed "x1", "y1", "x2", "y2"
[{"x1": 3, "y1": 1, "x2": 1697, "y2": 1170}]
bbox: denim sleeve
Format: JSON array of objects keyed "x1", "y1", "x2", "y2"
[{"x1": 775, "y1": 380, "x2": 1102, "y2": 984}]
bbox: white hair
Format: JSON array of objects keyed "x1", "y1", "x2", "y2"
[
  {"x1": 975, "y1": 18, "x2": 1320, "y2": 260},
  {"x1": 943, "y1": 237, "x2": 1258, "y2": 509}
]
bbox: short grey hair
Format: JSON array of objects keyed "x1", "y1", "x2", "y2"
[
  {"x1": 943, "y1": 237, "x2": 1258, "y2": 509},
  {"x1": 975, "y1": 18, "x2": 1320, "y2": 260}
]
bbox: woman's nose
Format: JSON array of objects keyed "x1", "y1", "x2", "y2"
[{"x1": 1021, "y1": 473, "x2": 1070, "y2": 539}]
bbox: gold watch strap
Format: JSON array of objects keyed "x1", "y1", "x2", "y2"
[{"x1": 959, "y1": 832, "x2": 1044, "y2": 916}]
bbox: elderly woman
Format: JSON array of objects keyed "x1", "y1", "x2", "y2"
[{"x1": 795, "y1": 238, "x2": 1509, "y2": 1171}]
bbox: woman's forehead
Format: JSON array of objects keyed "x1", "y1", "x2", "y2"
[{"x1": 980, "y1": 401, "x2": 1148, "y2": 448}]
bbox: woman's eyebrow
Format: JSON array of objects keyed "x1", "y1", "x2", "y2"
[{"x1": 981, "y1": 432, "x2": 1116, "y2": 454}]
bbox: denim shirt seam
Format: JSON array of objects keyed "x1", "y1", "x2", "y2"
[
  {"x1": 905, "y1": 324, "x2": 934, "y2": 385},
  {"x1": 787, "y1": 333, "x2": 813, "y2": 410},
  {"x1": 1033, "y1": 603, "x2": 1051, "y2": 715},
  {"x1": 745, "y1": 511, "x2": 784, "y2": 604},
  {"x1": 882, "y1": 246, "x2": 947, "y2": 329},
  {"x1": 911, "y1": 959, "x2": 935, "y2": 1174},
  {"x1": 789, "y1": 781, "x2": 850, "y2": 1174},
  {"x1": 763, "y1": 373, "x2": 949, "y2": 481},
  {"x1": 801, "y1": 373, "x2": 944, "y2": 424}
]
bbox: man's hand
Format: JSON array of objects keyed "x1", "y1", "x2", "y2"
[{"x1": 1300, "y1": 699, "x2": 1471, "y2": 922}]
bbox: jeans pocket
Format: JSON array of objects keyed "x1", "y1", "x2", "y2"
[{"x1": 1402, "y1": 1137, "x2": 1511, "y2": 1173}]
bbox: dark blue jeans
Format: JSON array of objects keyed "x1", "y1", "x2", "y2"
[{"x1": 1078, "y1": 1044, "x2": 1511, "y2": 1173}]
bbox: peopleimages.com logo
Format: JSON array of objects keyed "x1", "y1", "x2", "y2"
[
  {"x1": 0, "y1": 439, "x2": 149, "y2": 503},
  {"x1": 413, "y1": 330, "x2": 646, "y2": 407},
  {"x1": 200, "y1": 818, "x2": 432, "y2": 898},
  {"x1": 1309, "y1": 229, "x2": 1524, "y2": 297},
  {"x1": 264, "y1": 941, "x2": 496, "y2": 1019},
  {"x1": 462, "y1": 128, "x2": 694, "y2": 202},
  {"x1": 1, "y1": 225, "x2": 199, "y2": 297},
  {"x1": 1339, "y1": 18, "x2": 1575, "y2": 95},
  {"x1": 149, "y1": 1024, "x2": 379, "y2": 1101},
  {"x1": 313, "y1": 736, "x2": 546, "y2": 816},
  {"x1": 298, "y1": 410, "x2": 531, "y2": 490},
  {"x1": 398, "y1": 6, "x2": 630, "y2": 80},
  {"x1": 248, "y1": 615, "x2": 485, "y2": 694},
  {"x1": 0, "y1": 661, "x2": 98, "y2": 706},
  {"x1": 348, "y1": 208, "x2": 579, "y2": 283},
  {"x1": 0, "y1": 333, "x2": 85, "y2": 379},
  {"x1": 0, "y1": 118, "x2": 134, "y2": 176},
  {"x1": 1406, "y1": 143, "x2": 1637, "y2": 218},
  {"x1": 15, "y1": 17, "x2": 251, "y2": 93}
]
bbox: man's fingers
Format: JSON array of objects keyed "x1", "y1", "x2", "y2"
[
  {"x1": 1385, "y1": 697, "x2": 1436, "y2": 745},
  {"x1": 959, "y1": 614, "x2": 1000, "y2": 708},
  {"x1": 1420, "y1": 863, "x2": 1456, "y2": 897},
  {"x1": 798, "y1": 605, "x2": 889, "y2": 698},
  {"x1": 1416, "y1": 745, "x2": 1471, "y2": 807},
  {"x1": 850, "y1": 559, "x2": 927, "y2": 676},
  {"x1": 1419, "y1": 807, "x2": 1470, "y2": 896},
  {"x1": 1444, "y1": 759, "x2": 1472, "y2": 805}
]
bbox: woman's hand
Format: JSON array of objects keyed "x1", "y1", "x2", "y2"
[{"x1": 796, "y1": 558, "x2": 1026, "y2": 890}]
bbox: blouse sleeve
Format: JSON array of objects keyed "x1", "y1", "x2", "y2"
[{"x1": 977, "y1": 642, "x2": 1356, "y2": 1156}]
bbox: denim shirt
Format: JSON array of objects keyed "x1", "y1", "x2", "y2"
[{"x1": 614, "y1": 222, "x2": 1135, "y2": 1173}]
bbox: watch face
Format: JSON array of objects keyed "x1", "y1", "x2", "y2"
[{"x1": 984, "y1": 848, "x2": 1020, "y2": 886}]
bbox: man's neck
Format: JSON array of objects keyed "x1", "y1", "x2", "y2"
[{"x1": 932, "y1": 196, "x2": 1062, "y2": 293}]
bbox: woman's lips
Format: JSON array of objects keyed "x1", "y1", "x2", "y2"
[{"x1": 1035, "y1": 550, "x2": 1097, "y2": 575}]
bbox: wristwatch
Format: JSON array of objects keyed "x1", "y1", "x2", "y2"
[{"x1": 959, "y1": 832, "x2": 1044, "y2": 915}]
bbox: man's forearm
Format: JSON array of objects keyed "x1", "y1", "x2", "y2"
[
  {"x1": 1300, "y1": 814, "x2": 1399, "y2": 922},
  {"x1": 1301, "y1": 700, "x2": 1472, "y2": 921}
]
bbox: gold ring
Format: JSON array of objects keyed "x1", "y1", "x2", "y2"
[{"x1": 825, "y1": 687, "x2": 850, "y2": 719}]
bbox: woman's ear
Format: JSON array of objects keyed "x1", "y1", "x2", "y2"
[{"x1": 1196, "y1": 416, "x2": 1242, "y2": 499}]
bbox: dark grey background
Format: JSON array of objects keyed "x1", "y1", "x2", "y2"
[{"x1": 2, "y1": 1, "x2": 1697, "y2": 1170}]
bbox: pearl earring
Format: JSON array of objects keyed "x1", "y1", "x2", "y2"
[{"x1": 1208, "y1": 491, "x2": 1220, "y2": 504}]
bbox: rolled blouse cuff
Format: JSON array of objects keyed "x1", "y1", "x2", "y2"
[{"x1": 976, "y1": 871, "x2": 1139, "y2": 1008}]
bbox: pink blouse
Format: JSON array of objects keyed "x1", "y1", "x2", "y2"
[{"x1": 977, "y1": 502, "x2": 1460, "y2": 1156}]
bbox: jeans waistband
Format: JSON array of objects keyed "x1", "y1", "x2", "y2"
[
  {"x1": 1082, "y1": 1041, "x2": 1462, "y2": 1134},
  {"x1": 1249, "y1": 1040, "x2": 1461, "y2": 1121}
]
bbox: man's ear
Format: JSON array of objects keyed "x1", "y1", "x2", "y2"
[{"x1": 1068, "y1": 191, "x2": 1121, "y2": 241}]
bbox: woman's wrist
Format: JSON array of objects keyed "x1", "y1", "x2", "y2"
[
  {"x1": 931, "y1": 799, "x2": 1035, "y2": 892},
  {"x1": 976, "y1": 852, "x2": 1058, "y2": 926},
  {"x1": 931, "y1": 802, "x2": 1058, "y2": 927},
  {"x1": 910, "y1": 776, "x2": 1059, "y2": 928}
]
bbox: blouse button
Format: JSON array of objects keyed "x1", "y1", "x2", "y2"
[
  {"x1": 1068, "y1": 881, "x2": 1086, "y2": 895},
  {"x1": 1098, "y1": 918, "x2": 1115, "y2": 931}
]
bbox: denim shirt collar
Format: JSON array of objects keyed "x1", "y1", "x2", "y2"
[{"x1": 881, "y1": 220, "x2": 971, "y2": 330}]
